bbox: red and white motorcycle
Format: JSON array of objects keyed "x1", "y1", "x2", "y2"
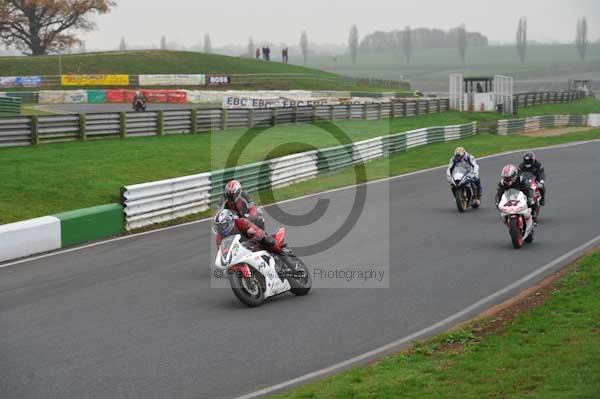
[
  {"x1": 214, "y1": 228, "x2": 312, "y2": 307},
  {"x1": 522, "y1": 172, "x2": 543, "y2": 222},
  {"x1": 498, "y1": 189, "x2": 536, "y2": 249}
]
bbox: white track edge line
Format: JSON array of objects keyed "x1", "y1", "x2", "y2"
[
  {"x1": 234, "y1": 233, "x2": 600, "y2": 399},
  {"x1": 2, "y1": 138, "x2": 599, "y2": 269}
]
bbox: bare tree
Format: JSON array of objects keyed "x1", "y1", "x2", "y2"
[
  {"x1": 119, "y1": 36, "x2": 126, "y2": 51},
  {"x1": 348, "y1": 24, "x2": 358, "y2": 64},
  {"x1": 576, "y1": 17, "x2": 588, "y2": 61},
  {"x1": 402, "y1": 26, "x2": 412, "y2": 64},
  {"x1": 516, "y1": 17, "x2": 527, "y2": 63},
  {"x1": 203, "y1": 33, "x2": 212, "y2": 53},
  {"x1": 160, "y1": 35, "x2": 167, "y2": 50},
  {"x1": 0, "y1": 0, "x2": 115, "y2": 55},
  {"x1": 300, "y1": 30, "x2": 308, "y2": 65},
  {"x1": 247, "y1": 36, "x2": 255, "y2": 57},
  {"x1": 456, "y1": 23, "x2": 467, "y2": 64}
]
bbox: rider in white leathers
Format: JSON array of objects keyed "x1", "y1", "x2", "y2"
[{"x1": 446, "y1": 147, "x2": 482, "y2": 198}]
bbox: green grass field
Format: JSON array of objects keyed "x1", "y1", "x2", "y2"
[
  {"x1": 270, "y1": 250, "x2": 600, "y2": 399},
  {"x1": 0, "y1": 50, "x2": 405, "y2": 92},
  {"x1": 0, "y1": 98, "x2": 598, "y2": 224},
  {"x1": 298, "y1": 44, "x2": 600, "y2": 91}
]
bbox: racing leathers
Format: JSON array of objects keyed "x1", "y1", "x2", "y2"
[
  {"x1": 494, "y1": 175, "x2": 533, "y2": 208},
  {"x1": 216, "y1": 218, "x2": 293, "y2": 275},
  {"x1": 219, "y1": 191, "x2": 262, "y2": 227},
  {"x1": 519, "y1": 160, "x2": 546, "y2": 206},
  {"x1": 447, "y1": 152, "x2": 482, "y2": 197}
]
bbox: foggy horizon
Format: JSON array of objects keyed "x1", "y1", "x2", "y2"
[{"x1": 73, "y1": 0, "x2": 599, "y2": 51}]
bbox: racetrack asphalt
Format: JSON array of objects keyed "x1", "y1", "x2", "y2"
[{"x1": 1, "y1": 141, "x2": 599, "y2": 399}]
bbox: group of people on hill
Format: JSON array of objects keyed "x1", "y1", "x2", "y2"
[{"x1": 255, "y1": 46, "x2": 289, "y2": 63}]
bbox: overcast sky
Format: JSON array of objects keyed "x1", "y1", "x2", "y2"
[{"x1": 83, "y1": 0, "x2": 600, "y2": 49}]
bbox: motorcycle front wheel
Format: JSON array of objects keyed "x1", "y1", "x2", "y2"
[
  {"x1": 509, "y1": 217, "x2": 524, "y2": 249},
  {"x1": 229, "y1": 268, "x2": 266, "y2": 307},
  {"x1": 454, "y1": 188, "x2": 468, "y2": 213}
]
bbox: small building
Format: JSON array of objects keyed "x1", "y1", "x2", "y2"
[{"x1": 449, "y1": 74, "x2": 514, "y2": 114}]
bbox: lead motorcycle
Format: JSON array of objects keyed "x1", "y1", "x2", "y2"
[
  {"x1": 498, "y1": 189, "x2": 535, "y2": 249},
  {"x1": 448, "y1": 165, "x2": 480, "y2": 213},
  {"x1": 215, "y1": 228, "x2": 312, "y2": 307}
]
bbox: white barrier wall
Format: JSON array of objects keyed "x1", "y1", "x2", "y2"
[
  {"x1": 0, "y1": 216, "x2": 61, "y2": 262},
  {"x1": 588, "y1": 114, "x2": 600, "y2": 127}
]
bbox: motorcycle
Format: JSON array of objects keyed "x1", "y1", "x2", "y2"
[
  {"x1": 215, "y1": 228, "x2": 312, "y2": 307},
  {"x1": 449, "y1": 165, "x2": 480, "y2": 213},
  {"x1": 498, "y1": 189, "x2": 535, "y2": 249},
  {"x1": 133, "y1": 98, "x2": 147, "y2": 112},
  {"x1": 521, "y1": 172, "x2": 543, "y2": 222}
]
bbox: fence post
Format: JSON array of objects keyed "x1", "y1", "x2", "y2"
[
  {"x1": 415, "y1": 100, "x2": 420, "y2": 116},
  {"x1": 403, "y1": 101, "x2": 407, "y2": 117},
  {"x1": 312, "y1": 104, "x2": 317, "y2": 123},
  {"x1": 79, "y1": 113, "x2": 87, "y2": 142},
  {"x1": 271, "y1": 108, "x2": 277, "y2": 126},
  {"x1": 158, "y1": 110, "x2": 165, "y2": 136},
  {"x1": 249, "y1": 108, "x2": 255, "y2": 127},
  {"x1": 119, "y1": 112, "x2": 127, "y2": 139},
  {"x1": 30, "y1": 115, "x2": 39, "y2": 146},
  {"x1": 292, "y1": 107, "x2": 298, "y2": 124},
  {"x1": 330, "y1": 105, "x2": 335, "y2": 121},
  {"x1": 363, "y1": 103, "x2": 368, "y2": 120},
  {"x1": 426, "y1": 100, "x2": 430, "y2": 114},
  {"x1": 347, "y1": 103, "x2": 352, "y2": 120},
  {"x1": 191, "y1": 108, "x2": 198, "y2": 133},
  {"x1": 378, "y1": 102, "x2": 383, "y2": 120},
  {"x1": 221, "y1": 108, "x2": 228, "y2": 131},
  {"x1": 390, "y1": 100, "x2": 396, "y2": 119}
]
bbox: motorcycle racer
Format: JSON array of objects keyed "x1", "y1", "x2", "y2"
[
  {"x1": 447, "y1": 147, "x2": 482, "y2": 198},
  {"x1": 219, "y1": 180, "x2": 263, "y2": 227},
  {"x1": 494, "y1": 164, "x2": 533, "y2": 208},
  {"x1": 519, "y1": 151, "x2": 546, "y2": 206}
]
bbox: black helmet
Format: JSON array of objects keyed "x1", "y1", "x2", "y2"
[{"x1": 523, "y1": 152, "x2": 536, "y2": 168}]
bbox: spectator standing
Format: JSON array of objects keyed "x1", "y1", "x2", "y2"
[
  {"x1": 256, "y1": 48, "x2": 261, "y2": 60},
  {"x1": 262, "y1": 46, "x2": 267, "y2": 60},
  {"x1": 282, "y1": 47, "x2": 289, "y2": 63},
  {"x1": 266, "y1": 46, "x2": 271, "y2": 61}
]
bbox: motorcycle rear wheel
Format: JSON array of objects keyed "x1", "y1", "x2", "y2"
[{"x1": 286, "y1": 255, "x2": 312, "y2": 296}]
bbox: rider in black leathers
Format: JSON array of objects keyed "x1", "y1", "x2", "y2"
[
  {"x1": 518, "y1": 152, "x2": 546, "y2": 206},
  {"x1": 494, "y1": 164, "x2": 533, "y2": 208}
]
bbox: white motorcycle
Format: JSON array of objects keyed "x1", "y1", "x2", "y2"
[
  {"x1": 449, "y1": 165, "x2": 480, "y2": 213},
  {"x1": 215, "y1": 228, "x2": 312, "y2": 307},
  {"x1": 498, "y1": 189, "x2": 535, "y2": 249}
]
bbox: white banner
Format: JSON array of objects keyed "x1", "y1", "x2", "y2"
[
  {"x1": 139, "y1": 74, "x2": 206, "y2": 86},
  {"x1": 63, "y1": 90, "x2": 88, "y2": 104}
]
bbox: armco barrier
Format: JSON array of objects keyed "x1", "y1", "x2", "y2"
[
  {"x1": 0, "y1": 96, "x2": 21, "y2": 116},
  {"x1": 497, "y1": 114, "x2": 590, "y2": 135},
  {"x1": 0, "y1": 99, "x2": 449, "y2": 148},
  {"x1": 0, "y1": 204, "x2": 124, "y2": 263},
  {"x1": 121, "y1": 122, "x2": 477, "y2": 230}
]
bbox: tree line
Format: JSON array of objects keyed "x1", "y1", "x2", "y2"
[{"x1": 0, "y1": 1, "x2": 592, "y2": 65}]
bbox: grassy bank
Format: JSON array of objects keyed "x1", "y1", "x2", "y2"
[
  {"x1": 270, "y1": 249, "x2": 600, "y2": 398},
  {"x1": 0, "y1": 50, "x2": 405, "y2": 92},
  {"x1": 0, "y1": 99, "x2": 598, "y2": 224}
]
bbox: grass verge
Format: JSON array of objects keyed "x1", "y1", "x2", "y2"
[
  {"x1": 0, "y1": 99, "x2": 598, "y2": 224},
  {"x1": 269, "y1": 249, "x2": 600, "y2": 399}
]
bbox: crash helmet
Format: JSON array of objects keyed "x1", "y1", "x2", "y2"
[
  {"x1": 213, "y1": 209, "x2": 237, "y2": 236},
  {"x1": 454, "y1": 147, "x2": 466, "y2": 162},
  {"x1": 225, "y1": 180, "x2": 242, "y2": 202},
  {"x1": 501, "y1": 164, "x2": 519, "y2": 187},
  {"x1": 523, "y1": 152, "x2": 536, "y2": 168}
]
